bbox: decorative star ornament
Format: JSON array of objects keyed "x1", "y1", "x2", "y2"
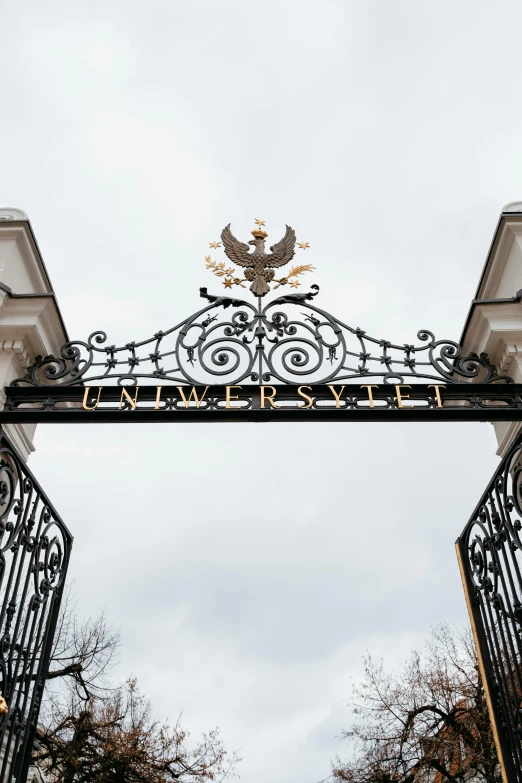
[
  {"x1": 290, "y1": 279, "x2": 300, "y2": 288},
  {"x1": 254, "y1": 218, "x2": 266, "y2": 228},
  {"x1": 209, "y1": 241, "x2": 221, "y2": 249},
  {"x1": 298, "y1": 241, "x2": 310, "y2": 250}
]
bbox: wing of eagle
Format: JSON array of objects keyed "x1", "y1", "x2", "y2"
[
  {"x1": 221, "y1": 224, "x2": 253, "y2": 268},
  {"x1": 265, "y1": 225, "x2": 296, "y2": 268}
]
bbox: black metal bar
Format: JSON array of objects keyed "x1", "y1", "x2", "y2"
[{"x1": 2, "y1": 383, "x2": 522, "y2": 423}]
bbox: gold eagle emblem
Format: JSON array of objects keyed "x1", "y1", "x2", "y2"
[{"x1": 205, "y1": 221, "x2": 313, "y2": 297}]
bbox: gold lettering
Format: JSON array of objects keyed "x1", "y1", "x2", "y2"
[
  {"x1": 176, "y1": 386, "x2": 209, "y2": 409},
  {"x1": 154, "y1": 386, "x2": 163, "y2": 410},
  {"x1": 82, "y1": 386, "x2": 102, "y2": 411},
  {"x1": 260, "y1": 386, "x2": 280, "y2": 409},
  {"x1": 327, "y1": 385, "x2": 345, "y2": 409},
  {"x1": 119, "y1": 386, "x2": 140, "y2": 410},
  {"x1": 428, "y1": 384, "x2": 444, "y2": 409},
  {"x1": 360, "y1": 384, "x2": 378, "y2": 408},
  {"x1": 225, "y1": 385, "x2": 242, "y2": 409},
  {"x1": 395, "y1": 384, "x2": 412, "y2": 409},
  {"x1": 297, "y1": 385, "x2": 313, "y2": 409}
]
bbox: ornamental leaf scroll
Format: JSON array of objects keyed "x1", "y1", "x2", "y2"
[{"x1": 15, "y1": 287, "x2": 511, "y2": 388}]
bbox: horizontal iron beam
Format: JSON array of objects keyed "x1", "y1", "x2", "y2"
[{"x1": 2, "y1": 383, "x2": 522, "y2": 423}]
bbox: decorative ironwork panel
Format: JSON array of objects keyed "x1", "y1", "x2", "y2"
[
  {"x1": 457, "y1": 432, "x2": 522, "y2": 782},
  {"x1": 0, "y1": 431, "x2": 72, "y2": 782},
  {"x1": 15, "y1": 288, "x2": 511, "y2": 389}
]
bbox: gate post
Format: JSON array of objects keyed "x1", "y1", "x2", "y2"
[
  {"x1": 460, "y1": 202, "x2": 522, "y2": 456},
  {"x1": 0, "y1": 208, "x2": 69, "y2": 462},
  {"x1": 456, "y1": 204, "x2": 522, "y2": 781},
  {"x1": 0, "y1": 210, "x2": 71, "y2": 782}
]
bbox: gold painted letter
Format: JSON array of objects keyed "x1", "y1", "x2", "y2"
[
  {"x1": 176, "y1": 386, "x2": 209, "y2": 409},
  {"x1": 395, "y1": 385, "x2": 412, "y2": 409},
  {"x1": 328, "y1": 385, "x2": 345, "y2": 409},
  {"x1": 226, "y1": 385, "x2": 242, "y2": 409},
  {"x1": 428, "y1": 384, "x2": 444, "y2": 408},
  {"x1": 82, "y1": 387, "x2": 102, "y2": 411},
  {"x1": 155, "y1": 386, "x2": 163, "y2": 410},
  {"x1": 360, "y1": 384, "x2": 378, "y2": 408},
  {"x1": 119, "y1": 387, "x2": 140, "y2": 410},
  {"x1": 297, "y1": 385, "x2": 313, "y2": 409},
  {"x1": 260, "y1": 386, "x2": 280, "y2": 409}
]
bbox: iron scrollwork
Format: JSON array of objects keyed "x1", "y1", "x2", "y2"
[
  {"x1": 458, "y1": 434, "x2": 522, "y2": 779},
  {"x1": 15, "y1": 287, "x2": 511, "y2": 388},
  {"x1": 0, "y1": 432, "x2": 72, "y2": 783}
]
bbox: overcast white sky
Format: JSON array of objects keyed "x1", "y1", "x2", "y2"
[{"x1": 2, "y1": 1, "x2": 522, "y2": 780}]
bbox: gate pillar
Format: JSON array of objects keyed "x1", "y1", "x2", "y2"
[
  {"x1": 0, "y1": 209, "x2": 69, "y2": 461},
  {"x1": 460, "y1": 202, "x2": 522, "y2": 457},
  {"x1": 457, "y1": 203, "x2": 522, "y2": 781}
]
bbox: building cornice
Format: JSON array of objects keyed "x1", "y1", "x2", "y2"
[
  {"x1": 0, "y1": 219, "x2": 69, "y2": 341},
  {"x1": 0, "y1": 212, "x2": 70, "y2": 460},
  {"x1": 459, "y1": 211, "x2": 522, "y2": 347},
  {"x1": 457, "y1": 205, "x2": 522, "y2": 456}
]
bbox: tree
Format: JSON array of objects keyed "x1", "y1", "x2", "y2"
[
  {"x1": 34, "y1": 678, "x2": 233, "y2": 783},
  {"x1": 32, "y1": 591, "x2": 237, "y2": 782},
  {"x1": 44, "y1": 588, "x2": 121, "y2": 702},
  {"x1": 332, "y1": 624, "x2": 500, "y2": 783}
]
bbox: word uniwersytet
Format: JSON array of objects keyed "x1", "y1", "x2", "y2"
[{"x1": 82, "y1": 384, "x2": 446, "y2": 410}]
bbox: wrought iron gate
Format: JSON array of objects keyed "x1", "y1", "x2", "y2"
[
  {"x1": 0, "y1": 214, "x2": 521, "y2": 782},
  {"x1": 457, "y1": 431, "x2": 522, "y2": 783},
  {"x1": 0, "y1": 430, "x2": 72, "y2": 782}
]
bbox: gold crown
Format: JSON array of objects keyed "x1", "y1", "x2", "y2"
[{"x1": 251, "y1": 228, "x2": 268, "y2": 239}]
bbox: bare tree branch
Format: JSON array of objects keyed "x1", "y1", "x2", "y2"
[
  {"x1": 32, "y1": 592, "x2": 239, "y2": 782},
  {"x1": 332, "y1": 624, "x2": 501, "y2": 783}
]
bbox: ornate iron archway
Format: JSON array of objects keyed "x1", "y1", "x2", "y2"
[
  {"x1": 12, "y1": 285, "x2": 510, "y2": 389},
  {"x1": 1, "y1": 218, "x2": 521, "y2": 782},
  {"x1": 1, "y1": 285, "x2": 519, "y2": 425}
]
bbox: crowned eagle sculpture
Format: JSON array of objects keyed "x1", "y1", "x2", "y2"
[{"x1": 220, "y1": 223, "x2": 297, "y2": 297}]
